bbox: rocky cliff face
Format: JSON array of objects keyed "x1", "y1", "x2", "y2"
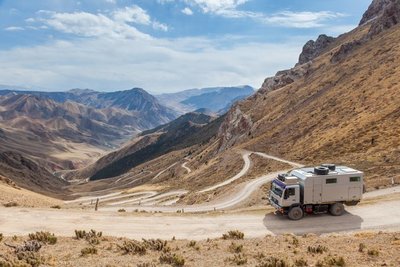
[
  {"x1": 367, "y1": 0, "x2": 400, "y2": 37},
  {"x1": 360, "y1": 0, "x2": 393, "y2": 25},
  {"x1": 297, "y1": 34, "x2": 336, "y2": 66},
  {"x1": 217, "y1": 105, "x2": 253, "y2": 152}
]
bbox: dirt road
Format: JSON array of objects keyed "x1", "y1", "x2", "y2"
[{"x1": 1, "y1": 196, "x2": 399, "y2": 240}]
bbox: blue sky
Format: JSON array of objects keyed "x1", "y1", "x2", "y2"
[{"x1": 0, "y1": 0, "x2": 371, "y2": 93}]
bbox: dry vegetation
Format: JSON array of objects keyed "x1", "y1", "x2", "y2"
[{"x1": 0, "y1": 230, "x2": 399, "y2": 266}]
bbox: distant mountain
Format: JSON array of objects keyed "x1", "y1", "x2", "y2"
[
  {"x1": 0, "y1": 88, "x2": 177, "y2": 127},
  {"x1": 156, "y1": 86, "x2": 254, "y2": 113}
]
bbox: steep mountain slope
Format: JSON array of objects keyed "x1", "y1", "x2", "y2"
[
  {"x1": 156, "y1": 86, "x2": 254, "y2": 113},
  {"x1": 214, "y1": 0, "x2": 400, "y2": 190},
  {"x1": 81, "y1": 111, "x2": 223, "y2": 181}
]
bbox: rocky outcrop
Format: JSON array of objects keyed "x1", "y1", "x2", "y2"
[
  {"x1": 360, "y1": 0, "x2": 392, "y2": 25},
  {"x1": 260, "y1": 62, "x2": 312, "y2": 94},
  {"x1": 367, "y1": 0, "x2": 400, "y2": 37},
  {"x1": 297, "y1": 34, "x2": 336, "y2": 66},
  {"x1": 330, "y1": 40, "x2": 363, "y2": 63},
  {"x1": 217, "y1": 105, "x2": 253, "y2": 152}
]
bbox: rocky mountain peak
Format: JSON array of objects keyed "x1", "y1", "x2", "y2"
[
  {"x1": 367, "y1": 0, "x2": 400, "y2": 36},
  {"x1": 297, "y1": 34, "x2": 336, "y2": 66},
  {"x1": 359, "y1": 0, "x2": 393, "y2": 25}
]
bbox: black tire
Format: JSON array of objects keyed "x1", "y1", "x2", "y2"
[
  {"x1": 288, "y1": 206, "x2": 304, "y2": 220},
  {"x1": 321, "y1": 163, "x2": 336, "y2": 171},
  {"x1": 329, "y1": 203, "x2": 345, "y2": 216},
  {"x1": 314, "y1": 166, "x2": 329, "y2": 175}
]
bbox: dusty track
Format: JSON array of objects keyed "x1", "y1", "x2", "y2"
[
  {"x1": 1, "y1": 192, "x2": 399, "y2": 240},
  {"x1": 67, "y1": 150, "x2": 300, "y2": 211}
]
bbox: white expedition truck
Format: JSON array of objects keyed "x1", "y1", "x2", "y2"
[{"x1": 269, "y1": 164, "x2": 364, "y2": 220}]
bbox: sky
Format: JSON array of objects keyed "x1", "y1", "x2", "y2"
[{"x1": 0, "y1": 0, "x2": 372, "y2": 93}]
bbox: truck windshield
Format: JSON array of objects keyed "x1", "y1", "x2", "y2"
[{"x1": 272, "y1": 182, "x2": 284, "y2": 197}]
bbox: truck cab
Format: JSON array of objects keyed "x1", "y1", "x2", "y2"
[{"x1": 269, "y1": 174, "x2": 301, "y2": 214}]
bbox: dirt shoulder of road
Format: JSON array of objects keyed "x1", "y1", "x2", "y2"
[{"x1": 1, "y1": 230, "x2": 399, "y2": 267}]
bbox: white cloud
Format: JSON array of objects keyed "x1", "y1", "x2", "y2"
[
  {"x1": 42, "y1": 11, "x2": 150, "y2": 39},
  {"x1": 152, "y1": 21, "x2": 168, "y2": 31},
  {"x1": 112, "y1": 5, "x2": 151, "y2": 25},
  {"x1": 0, "y1": 35, "x2": 302, "y2": 92},
  {"x1": 105, "y1": 0, "x2": 117, "y2": 4},
  {"x1": 264, "y1": 11, "x2": 345, "y2": 28},
  {"x1": 189, "y1": 0, "x2": 249, "y2": 13},
  {"x1": 4, "y1": 26, "x2": 25, "y2": 31},
  {"x1": 181, "y1": 7, "x2": 194, "y2": 16}
]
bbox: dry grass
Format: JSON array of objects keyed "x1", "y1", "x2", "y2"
[{"x1": 0, "y1": 231, "x2": 399, "y2": 266}]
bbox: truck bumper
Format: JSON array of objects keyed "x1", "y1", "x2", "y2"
[{"x1": 269, "y1": 198, "x2": 286, "y2": 214}]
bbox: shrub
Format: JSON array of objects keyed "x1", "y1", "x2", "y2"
[
  {"x1": 228, "y1": 242, "x2": 243, "y2": 253},
  {"x1": 256, "y1": 256, "x2": 291, "y2": 267},
  {"x1": 291, "y1": 236, "x2": 300, "y2": 247},
  {"x1": 119, "y1": 240, "x2": 147, "y2": 255},
  {"x1": 81, "y1": 247, "x2": 98, "y2": 256},
  {"x1": 222, "y1": 230, "x2": 244, "y2": 240},
  {"x1": 75, "y1": 229, "x2": 102, "y2": 245},
  {"x1": 118, "y1": 209, "x2": 126, "y2": 213},
  {"x1": 307, "y1": 245, "x2": 328, "y2": 254},
  {"x1": 50, "y1": 205, "x2": 61, "y2": 209},
  {"x1": 188, "y1": 240, "x2": 196, "y2": 247},
  {"x1": 294, "y1": 258, "x2": 308, "y2": 267},
  {"x1": 368, "y1": 249, "x2": 379, "y2": 256},
  {"x1": 316, "y1": 256, "x2": 345, "y2": 267},
  {"x1": 0, "y1": 233, "x2": 3, "y2": 242},
  {"x1": 28, "y1": 231, "x2": 57, "y2": 245},
  {"x1": 3, "y1": 201, "x2": 18, "y2": 208},
  {"x1": 358, "y1": 243, "x2": 366, "y2": 252},
  {"x1": 16, "y1": 251, "x2": 45, "y2": 267},
  {"x1": 228, "y1": 254, "x2": 247, "y2": 265},
  {"x1": 159, "y1": 253, "x2": 185, "y2": 267},
  {"x1": 142, "y1": 239, "x2": 169, "y2": 252}
]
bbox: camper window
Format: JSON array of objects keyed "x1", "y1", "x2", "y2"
[
  {"x1": 350, "y1": 177, "x2": 361, "y2": 182},
  {"x1": 326, "y1": 178, "x2": 337, "y2": 184}
]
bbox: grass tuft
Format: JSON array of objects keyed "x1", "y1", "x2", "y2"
[
  {"x1": 222, "y1": 230, "x2": 244, "y2": 240},
  {"x1": 28, "y1": 231, "x2": 57, "y2": 245},
  {"x1": 159, "y1": 253, "x2": 185, "y2": 267}
]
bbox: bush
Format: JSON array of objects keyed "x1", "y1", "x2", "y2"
[
  {"x1": 119, "y1": 240, "x2": 147, "y2": 255},
  {"x1": 50, "y1": 205, "x2": 61, "y2": 209},
  {"x1": 294, "y1": 258, "x2": 308, "y2": 267},
  {"x1": 75, "y1": 229, "x2": 103, "y2": 245},
  {"x1": 222, "y1": 230, "x2": 244, "y2": 240},
  {"x1": 118, "y1": 209, "x2": 126, "y2": 212},
  {"x1": 256, "y1": 257, "x2": 291, "y2": 267},
  {"x1": 228, "y1": 242, "x2": 243, "y2": 253},
  {"x1": 227, "y1": 254, "x2": 247, "y2": 265},
  {"x1": 358, "y1": 243, "x2": 366, "y2": 252},
  {"x1": 188, "y1": 240, "x2": 196, "y2": 247},
  {"x1": 0, "y1": 233, "x2": 3, "y2": 242},
  {"x1": 368, "y1": 249, "x2": 379, "y2": 256},
  {"x1": 142, "y1": 238, "x2": 170, "y2": 252},
  {"x1": 81, "y1": 247, "x2": 98, "y2": 256},
  {"x1": 159, "y1": 253, "x2": 185, "y2": 267},
  {"x1": 16, "y1": 251, "x2": 45, "y2": 267},
  {"x1": 28, "y1": 231, "x2": 57, "y2": 245},
  {"x1": 316, "y1": 256, "x2": 345, "y2": 267},
  {"x1": 307, "y1": 245, "x2": 328, "y2": 254},
  {"x1": 15, "y1": 241, "x2": 42, "y2": 253}
]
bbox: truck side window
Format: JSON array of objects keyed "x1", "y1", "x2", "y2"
[
  {"x1": 288, "y1": 188, "x2": 295, "y2": 196},
  {"x1": 350, "y1": 177, "x2": 361, "y2": 182},
  {"x1": 326, "y1": 178, "x2": 337, "y2": 184}
]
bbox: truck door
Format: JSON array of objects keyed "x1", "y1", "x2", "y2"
[{"x1": 313, "y1": 179, "x2": 322, "y2": 203}]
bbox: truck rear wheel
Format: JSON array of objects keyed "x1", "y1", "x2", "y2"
[
  {"x1": 329, "y1": 203, "x2": 344, "y2": 216},
  {"x1": 288, "y1": 207, "x2": 303, "y2": 220}
]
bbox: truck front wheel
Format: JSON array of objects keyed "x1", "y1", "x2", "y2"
[
  {"x1": 288, "y1": 206, "x2": 304, "y2": 220},
  {"x1": 329, "y1": 203, "x2": 344, "y2": 216}
]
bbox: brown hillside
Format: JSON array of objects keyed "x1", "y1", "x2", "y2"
[{"x1": 216, "y1": 19, "x2": 400, "y2": 189}]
